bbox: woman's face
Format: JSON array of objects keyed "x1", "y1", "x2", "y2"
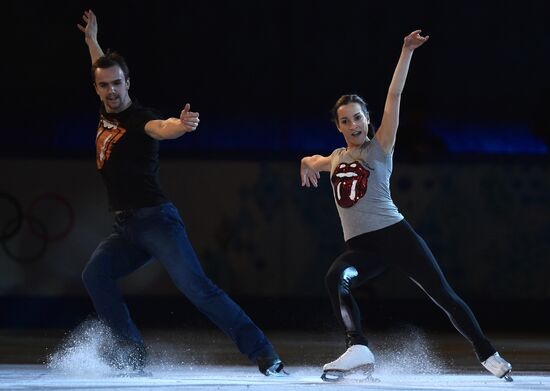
[{"x1": 336, "y1": 103, "x2": 369, "y2": 148}]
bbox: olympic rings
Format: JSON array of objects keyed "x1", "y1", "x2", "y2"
[
  {"x1": 28, "y1": 193, "x2": 75, "y2": 241},
  {"x1": 0, "y1": 192, "x2": 75, "y2": 264},
  {"x1": 2, "y1": 215, "x2": 48, "y2": 264},
  {"x1": 0, "y1": 193, "x2": 23, "y2": 241}
]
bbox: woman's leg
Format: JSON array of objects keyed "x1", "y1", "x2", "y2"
[
  {"x1": 325, "y1": 249, "x2": 387, "y2": 347},
  {"x1": 388, "y1": 220, "x2": 496, "y2": 361}
]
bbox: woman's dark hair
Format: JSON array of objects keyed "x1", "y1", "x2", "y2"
[
  {"x1": 91, "y1": 50, "x2": 130, "y2": 82},
  {"x1": 331, "y1": 94, "x2": 376, "y2": 138}
]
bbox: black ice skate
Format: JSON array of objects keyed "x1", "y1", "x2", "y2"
[
  {"x1": 321, "y1": 344, "x2": 376, "y2": 382},
  {"x1": 100, "y1": 340, "x2": 151, "y2": 377},
  {"x1": 255, "y1": 349, "x2": 288, "y2": 376},
  {"x1": 482, "y1": 352, "x2": 513, "y2": 382}
]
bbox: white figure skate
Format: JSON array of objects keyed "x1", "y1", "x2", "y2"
[
  {"x1": 482, "y1": 352, "x2": 513, "y2": 382},
  {"x1": 321, "y1": 345, "x2": 375, "y2": 382}
]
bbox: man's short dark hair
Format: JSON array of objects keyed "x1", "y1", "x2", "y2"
[{"x1": 91, "y1": 50, "x2": 130, "y2": 82}]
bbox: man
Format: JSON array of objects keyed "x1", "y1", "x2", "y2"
[{"x1": 77, "y1": 9, "x2": 285, "y2": 375}]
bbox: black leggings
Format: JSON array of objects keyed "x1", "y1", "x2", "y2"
[{"x1": 325, "y1": 219, "x2": 495, "y2": 362}]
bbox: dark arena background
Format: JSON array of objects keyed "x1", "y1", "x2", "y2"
[{"x1": 1, "y1": 1, "x2": 549, "y2": 390}]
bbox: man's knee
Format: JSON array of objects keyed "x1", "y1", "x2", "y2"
[
  {"x1": 82, "y1": 256, "x2": 110, "y2": 289},
  {"x1": 82, "y1": 262, "x2": 98, "y2": 289}
]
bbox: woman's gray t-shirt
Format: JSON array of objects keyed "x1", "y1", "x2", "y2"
[{"x1": 329, "y1": 137, "x2": 404, "y2": 241}]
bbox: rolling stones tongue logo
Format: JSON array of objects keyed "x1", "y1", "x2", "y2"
[{"x1": 331, "y1": 161, "x2": 369, "y2": 208}]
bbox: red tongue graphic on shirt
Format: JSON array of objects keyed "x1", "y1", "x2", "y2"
[{"x1": 331, "y1": 161, "x2": 369, "y2": 208}]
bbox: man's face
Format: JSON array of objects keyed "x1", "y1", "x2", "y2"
[{"x1": 94, "y1": 65, "x2": 131, "y2": 113}]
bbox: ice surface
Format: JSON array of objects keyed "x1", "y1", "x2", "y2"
[{"x1": 0, "y1": 364, "x2": 549, "y2": 391}]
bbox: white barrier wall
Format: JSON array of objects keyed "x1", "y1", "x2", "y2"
[{"x1": 1, "y1": 158, "x2": 549, "y2": 299}]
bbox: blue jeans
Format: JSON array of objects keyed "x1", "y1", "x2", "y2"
[{"x1": 82, "y1": 202, "x2": 272, "y2": 362}]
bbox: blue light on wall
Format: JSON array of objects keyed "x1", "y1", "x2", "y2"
[
  {"x1": 429, "y1": 122, "x2": 548, "y2": 155},
  {"x1": 48, "y1": 115, "x2": 550, "y2": 157}
]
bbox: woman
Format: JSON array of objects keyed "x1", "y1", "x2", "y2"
[{"x1": 300, "y1": 30, "x2": 512, "y2": 382}]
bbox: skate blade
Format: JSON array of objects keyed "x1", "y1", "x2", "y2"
[
  {"x1": 264, "y1": 362, "x2": 289, "y2": 377},
  {"x1": 265, "y1": 368, "x2": 289, "y2": 377},
  {"x1": 321, "y1": 365, "x2": 377, "y2": 383},
  {"x1": 114, "y1": 369, "x2": 152, "y2": 378},
  {"x1": 321, "y1": 370, "x2": 344, "y2": 382},
  {"x1": 503, "y1": 371, "x2": 513, "y2": 382}
]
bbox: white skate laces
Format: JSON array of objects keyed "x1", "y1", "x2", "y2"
[
  {"x1": 482, "y1": 352, "x2": 513, "y2": 382},
  {"x1": 321, "y1": 345, "x2": 375, "y2": 382}
]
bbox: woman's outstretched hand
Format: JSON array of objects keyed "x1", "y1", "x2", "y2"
[
  {"x1": 403, "y1": 30, "x2": 429, "y2": 50},
  {"x1": 300, "y1": 157, "x2": 321, "y2": 188}
]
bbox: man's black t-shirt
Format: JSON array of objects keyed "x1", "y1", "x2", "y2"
[{"x1": 95, "y1": 103, "x2": 168, "y2": 211}]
